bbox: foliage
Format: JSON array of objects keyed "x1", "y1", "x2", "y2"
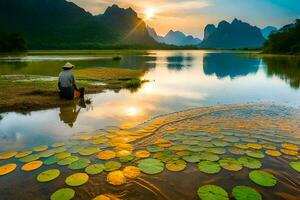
[
  {"x1": 263, "y1": 19, "x2": 300, "y2": 54},
  {"x1": 0, "y1": 32, "x2": 27, "y2": 53}
]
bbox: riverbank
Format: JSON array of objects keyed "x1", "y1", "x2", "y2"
[{"x1": 0, "y1": 67, "x2": 147, "y2": 113}]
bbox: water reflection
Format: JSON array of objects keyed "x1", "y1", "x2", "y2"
[
  {"x1": 203, "y1": 53, "x2": 260, "y2": 79},
  {"x1": 59, "y1": 99, "x2": 89, "y2": 127},
  {"x1": 263, "y1": 56, "x2": 300, "y2": 89},
  {"x1": 167, "y1": 54, "x2": 194, "y2": 70}
]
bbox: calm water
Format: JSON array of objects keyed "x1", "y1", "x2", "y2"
[
  {"x1": 0, "y1": 50, "x2": 300, "y2": 151},
  {"x1": 0, "y1": 51, "x2": 300, "y2": 200}
]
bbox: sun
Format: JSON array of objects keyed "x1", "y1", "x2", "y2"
[{"x1": 144, "y1": 8, "x2": 156, "y2": 20}]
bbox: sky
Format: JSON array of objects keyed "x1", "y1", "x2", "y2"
[{"x1": 69, "y1": 0, "x2": 300, "y2": 39}]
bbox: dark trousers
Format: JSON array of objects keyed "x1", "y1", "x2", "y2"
[{"x1": 59, "y1": 87, "x2": 85, "y2": 100}]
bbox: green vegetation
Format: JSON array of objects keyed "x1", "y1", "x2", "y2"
[
  {"x1": 263, "y1": 19, "x2": 300, "y2": 54},
  {"x1": 0, "y1": 67, "x2": 147, "y2": 112},
  {"x1": 0, "y1": 32, "x2": 27, "y2": 53}
]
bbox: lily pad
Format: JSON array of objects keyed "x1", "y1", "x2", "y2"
[
  {"x1": 198, "y1": 161, "x2": 221, "y2": 174},
  {"x1": 104, "y1": 161, "x2": 121, "y2": 172},
  {"x1": 120, "y1": 155, "x2": 135, "y2": 163},
  {"x1": 187, "y1": 146, "x2": 205, "y2": 152},
  {"x1": 182, "y1": 155, "x2": 200, "y2": 163},
  {"x1": 21, "y1": 160, "x2": 43, "y2": 171},
  {"x1": 0, "y1": 163, "x2": 17, "y2": 176},
  {"x1": 265, "y1": 150, "x2": 281, "y2": 157},
  {"x1": 197, "y1": 185, "x2": 229, "y2": 200},
  {"x1": 138, "y1": 158, "x2": 164, "y2": 174},
  {"x1": 207, "y1": 148, "x2": 226, "y2": 155},
  {"x1": 238, "y1": 157, "x2": 261, "y2": 169},
  {"x1": 135, "y1": 150, "x2": 151, "y2": 158},
  {"x1": 97, "y1": 150, "x2": 116, "y2": 160},
  {"x1": 37, "y1": 169, "x2": 60, "y2": 182},
  {"x1": 50, "y1": 188, "x2": 75, "y2": 200},
  {"x1": 57, "y1": 156, "x2": 79, "y2": 166},
  {"x1": 169, "y1": 145, "x2": 188, "y2": 151},
  {"x1": 0, "y1": 152, "x2": 17, "y2": 160},
  {"x1": 19, "y1": 154, "x2": 40, "y2": 163},
  {"x1": 78, "y1": 147, "x2": 100, "y2": 156},
  {"x1": 52, "y1": 143, "x2": 65, "y2": 148},
  {"x1": 198, "y1": 152, "x2": 220, "y2": 162},
  {"x1": 85, "y1": 164, "x2": 104, "y2": 175},
  {"x1": 232, "y1": 185, "x2": 262, "y2": 200},
  {"x1": 146, "y1": 145, "x2": 164, "y2": 153},
  {"x1": 289, "y1": 161, "x2": 300, "y2": 172},
  {"x1": 249, "y1": 170, "x2": 277, "y2": 187},
  {"x1": 33, "y1": 145, "x2": 48, "y2": 152},
  {"x1": 68, "y1": 158, "x2": 91, "y2": 170},
  {"x1": 123, "y1": 166, "x2": 141, "y2": 178},
  {"x1": 212, "y1": 140, "x2": 229, "y2": 147},
  {"x1": 166, "y1": 160, "x2": 186, "y2": 171},
  {"x1": 219, "y1": 158, "x2": 242, "y2": 171},
  {"x1": 246, "y1": 150, "x2": 264, "y2": 159},
  {"x1": 228, "y1": 147, "x2": 245, "y2": 155},
  {"x1": 44, "y1": 156, "x2": 59, "y2": 165},
  {"x1": 15, "y1": 151, "x2": 32, "y2": 158},
  {"x1": 107, "y1": 170, "x2": 126, "y2": 186},
  {"x1": 55, "y1": 152, "x2": 71, "y2": 160},
  {"x1": 65, "y1": 173, "x2": 89, "y2": 186}
]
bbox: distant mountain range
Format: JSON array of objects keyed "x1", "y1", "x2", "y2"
[
  {"x1": 147, "y1": 27, "x2": 202, "y2": 46},
  {"x1": 199, "y1": 19, "x2": 266, "y2": 49},
  {"x1": 0, "y1": 0, "x2": 156, "y2": 49},
  {"x1": 261, "y1": 26, "x2": 277, "y2": 39}
]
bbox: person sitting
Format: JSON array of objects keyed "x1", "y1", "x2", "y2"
[{"x1": 58, "y1": 62, "x2": 84, "y2": 100}]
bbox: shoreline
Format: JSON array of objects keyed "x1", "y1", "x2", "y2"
[{"x1": 0, "y1": 67, "x2": 147, "y2": 113}]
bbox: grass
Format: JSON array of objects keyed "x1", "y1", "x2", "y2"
[{"x1": 0, "y1": 67, "x2": 147, "y2": 113}]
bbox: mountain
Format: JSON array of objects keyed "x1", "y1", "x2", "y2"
[
  {"x1": 96, "y1": 4, "x2": 155, "y2": 44},
  {"x1": 261, "y1": 26, "x2": 277, "y2": 39},
  {"x1": 147, "y1": 27, "x2": 202, "y2": 46},
  {"x1": 199, "y1": 19, "x2": 266, "y2": 49},
  {"x1": 263, "y1": 19, "x2": 300, "y2": 54},
  {"x1": 0, "y1": 0, "x2": 156, "y2": 49}
]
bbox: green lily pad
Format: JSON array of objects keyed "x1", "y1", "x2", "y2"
[
  {"x1": 207, "y1": 148, "x2": 226, "y2": 155},
  {"x1": 289, "y1": 161, "x2": 300, "y2": 172},
  {"x1": 52, "y1": 143, "x2": 65, "y2": 148},
  {"x1": 57, "y1": 156, "x2": 79, "y2": 166},
  {"x1": 146, "y1": 145, "x2": 164, "y2": 153},
  {"x1": 212, "y1": 140, "x2": 229, "y2": 147},
  {"x1": 169, "y1": 145, "x2": 188, "y2": 151},
  {"x1": 44, "y1": 156, "x2": 59, "y2": 165},
  {"x1": 19, "y1": 154, "x2": 40, "y2": 163},
  {"x1": 52, "y1": 147, "x2": 67, "y2": 153},
  {"x1": 182, "y1": 140, "x2": 198, "y2": 145},
  {"x1": 182, "y1": 155, "x2": 200, "y2": 163},
  {"x1": 246, "y1": 150, "x2": 264, "y2": 159},
  {"x1": 85, "y1": 164, "x2": 104, "y2": 175},
  {"x1": 160, "y1": 154, "x2": 180, "y2": 163},
  {"x1": 50, "y1": 188, "x2": 75, "y2": 200},
  {"x1": 176, "y1": 150, "x2": 192, "y2": 157},
  {"x1": 187, "y1": 145, "x2": 205, "y2": 152},
  {"x1": 78, "y1": 147, "x2": 100, "y2": 156},
  {"x1": 238, "y1": 157, "x2": 261, "y2": 169},
  {"x1": 37, "y1": 169, "x2": 60, "y2": 182},
  {"x1": 198, "y1": 141, "x2": 213, "y2": 148},
  {"x1": 138, "y1": 158, "x2": 164, "y2": 174},
  {"x1": 232, "y1": 185, "x2": 262, "y2": 200},
  {"x1": 198, "y1": 161, "x2": 221, "y2": 174},
  {"x1": 249, "y1": 170, "x2": 277, "y2": 187},
  {"x1": 197, "y1": 185, "x2": 229, "y2": 200},
  {"x1": 55, "y1": 152, "x2": 71, "y2": 160},
  {"x1": 65, "y1": 173, "x2": 89, "y2": 186},
  {"x1": 38, "y1": 150, "x2": 55, "y2": 158},
  {"x1": 198, "y1": 152, "x2": 220, "y2": 162},
  {"x1": 223, "y1": 136, "x2": 239, "y2": 143},
  {"x1": 219, "y1": 158, "x2": 242, "y2": 171},
  {"x1": 120, "y1": 155, "x2": 135, "y2": 163},
  {"x1": 68, "y1": 145, "x2": 84, "y2": 154},
  {"x1": 228, "y1": 147, "x2": 245, "y2": 155},
  {"x1": 166, "y1": 160, "x2": 186, "y2": 171},
  {"x1": 68, "y1": 158, "x2": 91, "y2": 170},
  {"x1": 104, "y1": 161, "x2": 121, "y2": 172},
  {"x1": 33, "y1": 145, "x2": 48, "y2": 152}
]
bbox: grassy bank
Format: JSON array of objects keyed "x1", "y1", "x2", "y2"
[{"x1": 0, "y1": 67, "x2": 147, "y2": 113}]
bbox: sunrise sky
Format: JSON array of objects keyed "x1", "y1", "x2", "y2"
[{"x1": 69, "y1": 0, "x2": 300, "y2": 38}]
